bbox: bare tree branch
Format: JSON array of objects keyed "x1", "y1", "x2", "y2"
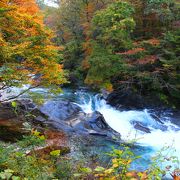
[{"x1": 0, "y1": 85, "x2": 39, "y2": 103}]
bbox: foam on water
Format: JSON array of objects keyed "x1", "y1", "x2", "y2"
[{"x1": 76, "y1": 91, "x2": 180, "y2": 162}]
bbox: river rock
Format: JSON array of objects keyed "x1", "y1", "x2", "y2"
[
  {"x1": 87, "y1": 111, "x2": 109, "y2": 130},
  {"x1": 132, "y1": 121, "x2": 151, "y2": 133},
  {"x1": 168, "y1": 110, "x2": 180, "y2": 127},
  {"x1": 88, "y1": 130, "x2": 107, "y2": 136},
  {"x1": 17, "y1": 99, "x2": 36, "y2": 111},
  {"x1": 107, "y1": 89, "x2": 145, "y2": 110},
  {"x1": 169, "y1": 125, "x2": 180, "y2": 131},
  {"x1": 107, "y1": 89, "x2": 165, "y2": 110},
  {"x1": 66, "y1": 111, "x2": 120, "y2": 140},
  {"x1": 100, "y1": 89, "x2": 110, "y2": 99},
  {"x1": 0, "y1": 103, "x2": 16, "y2": 119},
  {"x1": 41, "y1": 119, "x2": 74, "y2": 133},
  {"x1": 150, "y1": 114, "x2": 164, "y2": 124},
  {"x1": 0, "y1": 103, "x2": 28, "y2": 142},
  {"x1": 39, "y1": 100, "x2": 81, "y2": 121},
  {"x1": 37, "y1": 109, "x2": 120, "y2": 141},
  {"x1": 0, "y1": 99, "x2": 120, "y2": 143}
]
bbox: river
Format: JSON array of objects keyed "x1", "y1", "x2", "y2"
[
  {"x1": 29, "y1": 87, "x2": 180, "y2": 171},
  {"x1": 1, "y1": 86, "x2": 180, "y2": 177}
]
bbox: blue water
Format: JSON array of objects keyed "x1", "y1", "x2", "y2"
[{"x1": 2, "y1": 86, "x2": 179, "y2": 176}]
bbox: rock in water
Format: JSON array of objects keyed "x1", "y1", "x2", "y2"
[
  {"x1": 150, "y1": 114, "x2": 164, "y2": 124},
  {"x1": 132, "y1": 121, "x2": 151, "y2": 133},
  {"x1": 107, "y1": 89, "x2": 165, "y2": 110},
  {"x1": 66, "y1": 111, "x2": 120, "y2": 140},
  {"x1": 107, "y1": 89, "x2": 145, "y2": 110},
  {"x1": 0, "y1": 99, "x2": 120, "y2": 143},
  {"x1": 87, "y1": 111, "x2": 108, "y2": 130},
  {"x1": 39, "y1": 100, "x2": 81, "y2": 121}
]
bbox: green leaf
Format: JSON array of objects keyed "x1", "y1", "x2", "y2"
[
  {"x1": 4, "y1": 169, "x2": 14, "y2": 173},
  {"x1": 50, "y1": 150, "x2": 61, "y2": 157},
  {"x1": 94, "y1": 166, "x2": 105, "y2": 172},
  {"x1": 80, "y1": 167, "x2": 92, "y2": 174},
  {"x1": 11, "y1": 101, "x2": 17, "y2": 108},
  {"x1": 12, "y1": 176, "x2": 21, "y2": 180}
]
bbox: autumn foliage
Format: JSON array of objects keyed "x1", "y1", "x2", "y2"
[
  {"x1": 0, "y1": 0, "x2": 67, "y2": 90},
  {"x1": 49, "y1": 0, "x2": 179, "y2": 106}
]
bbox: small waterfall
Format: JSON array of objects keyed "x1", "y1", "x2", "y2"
[
  {"x1": 74, "y1": 92, "x2": 94, "y2": 114},
  {"x1": 75, "y1": 90, "x2": 180, "y2": 162}
]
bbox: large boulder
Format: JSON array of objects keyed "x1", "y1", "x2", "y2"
[
  {"x1": 33, "y1": 105, "x2": 120, "y2": 141},
  {"x1": 39, "y1": 100, "x2": 81, "y2": 121},
  {"x1": 107, "y1": 89, "x2": 145, "y2": 110},
  {"x1": 107, "y1": 89, "x2": 164, "y2": 110},
  {"x1": 0, "y1": 99, "x2": 120, "y2": 142},
  {"x1": 66, "y1": 111, "x2": 120, "y2": 140},
  {"x1": 0, "y1": 102, "x2": 29, "y2": 142}
]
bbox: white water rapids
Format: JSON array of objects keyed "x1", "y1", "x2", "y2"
[
  {"x1": 1, "y1": 86, "x2": 180, "y2": 174},
  {"x1": 1, "y1": 86, "x2": 180, "y2": 154},
  {"x1": 76, "y1": 92, "x2": 180, "y2": 163}
]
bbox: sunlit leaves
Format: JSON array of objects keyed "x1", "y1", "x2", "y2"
[
  {"x1": 50, "y1": 150, "x2": 61, "y2": 157},
  {"x1": 92, "y1": 1, "x2": 135, "y2": 51},
  {"x1": 0, "y1": 0, "x2": 67, "y2": 95}
]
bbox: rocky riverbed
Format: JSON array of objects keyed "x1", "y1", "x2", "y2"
[{"x1": 0, "y1": 87, "x2": 180, "y2": 172}]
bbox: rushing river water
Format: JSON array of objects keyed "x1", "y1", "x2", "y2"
[
  {"x1": 1, "y1": 86, "x2": 180, "y2": 176},
  {"x1": 76, "y1": 91, "x2": 180, "y2": 149},
  {"x1": 59, "y1": 89, "x2": 180, "y2": 175}
]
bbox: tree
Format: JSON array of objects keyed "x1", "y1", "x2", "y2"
[
  {"x1": 127, "y1": 0, "x2": 178, "y2": 37},
  {"x1": 44, "y1": 0, "x2": 179, "y2": 106},
  {"x1": 0, "y1": 0, "x2": 67, "y2": 101},
  {"x1": 85, "y1": 1, "x2": 135, "y2": 90},
  {"x1": 50, "y1": 0, "x2": 113, "y2": 84}
]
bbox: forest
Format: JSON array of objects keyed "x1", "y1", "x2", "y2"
[
  {"x1": 0, "y1": 0, "x2": 179, "y2": 106},
  {"x1": 43, "y1": 0, "x2": 180, "y2": 107},
  {"x1": 0, "y1": 0, "x2": 180, "y2": 179}
]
